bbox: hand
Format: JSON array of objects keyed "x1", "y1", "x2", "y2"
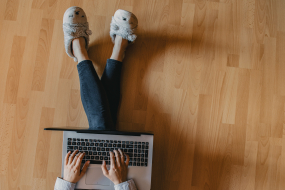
[
  {"x1": 101, "y1": 149, "x2": 130, "y2": 185},
  {"x1": 63, "y1": 150, "x2": 90, "y2": 183}
]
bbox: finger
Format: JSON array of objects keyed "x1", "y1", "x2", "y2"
[
  {"x1": 101, "y1": 160, "x2": 109, "y2": 176},
  {"x1": 71, "y1": 151, "x2": 81, "y2": 166},
  {"x1": 125, "y1": 153, "x2": 130, "y2": 166},
  {"x1": 114, "y1": 150, "x2": 121, "y2": 166},
  {"x1": 65, "y1": 151, "x2": 71, "y2": 165},
  {"x1": 110, "y1": 151, "x2": 116, "y2": 168},
  {"x1": 68, "y1": 149, "x2": 78, "y2": 164},
  {"x1": 79, "y1": 161, "x2": 90, "y2": 178},
  {"x1": 75, "y1": 152, "x2": 85, "y2": 169},
  {"x1": 118, "y1": 149, "x2": 124, "y2": 165}
]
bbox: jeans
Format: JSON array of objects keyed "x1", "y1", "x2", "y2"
[{"x1": 77, "y1": 59, "x2": 122, "y2": 130}]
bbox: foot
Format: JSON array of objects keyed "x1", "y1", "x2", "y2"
[
  {"x1": 110, "y1": 35, "x2": 128, "y2": 62},
  {"x1": 72, "y1": 37, "x2": 89, "y2": 63}
]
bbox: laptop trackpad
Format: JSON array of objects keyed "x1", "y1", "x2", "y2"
[{"x1": 85, "y1": 168, "x2": 111, "y2": 185}]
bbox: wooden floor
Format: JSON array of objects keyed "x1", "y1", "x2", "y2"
[{"x1": 0, "y1": 0, "x2": 285, "y2": 189}]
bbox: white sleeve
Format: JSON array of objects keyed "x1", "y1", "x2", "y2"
[
  {"x1": 54, "y1": 177, "x2": 76, "y2": 190},
  {"x1": 114, "y1": 179, "x2": 138, "y2": 190}
]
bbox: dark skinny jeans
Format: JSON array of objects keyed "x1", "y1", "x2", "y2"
[{"x1": 77, "y1": 59, "x2": 122, "y2": 130}]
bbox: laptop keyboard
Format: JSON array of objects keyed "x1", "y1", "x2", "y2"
[{"x1": 67, "y1": 138, "x2": 149, "y2": 167}]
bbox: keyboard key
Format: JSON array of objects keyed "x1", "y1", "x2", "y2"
[
  {"x1": 118, "y1": 141, "x2": 121, "y2": 143},
  {"x1": 138, "y1": 145, "x2": 141, "y2": 148},
  {"x1": 133, "y1": 162, "x2": 136, "y2": 166},
  {"x1": 97, "y1": 148, "x2": 101, "y2": 151},
  {"x1": 141, "y1": 154, "x2": 144, "y2": 157},
  {"x1": 89, "y1": 151, "x2": 92, "y2": 155},
  {"x1": 137, "y1": 158, "x2": 140, "y2": 162},
  {"x1": 86, "y1": 142, "x2": 90, "y2": 146},
  {"x1": 146, "y1": 142, "x2": 149, "y2": 145},
  {"x1": 104, "y1": 143, "x2": 107, "y2": 147},
  {"x1": 102, "y1": 140, "x2": 105, "y2": 142},
  {"x1": 114, "y1": 140, "x2": 117, "y2": 143},
  {"x1": 142, "y1": 145, "x2": 145, "y2": 149},
  {"x1": 144, "y1": 163, "x2": 148, "y2": 167},
  {"x1": 98, "y1": 152, "x2": 102, "y2": 155},
  {"x1": 90, "y1": 143, "x2": 94, "y2": 146},
  {"x1": 79, "y1": 146, "x2": 82, "y2": 150},
  {"x1": 108, "y1": 144, "x2": 112, "y2": 147},
  {"x1": 137, "y1": 163, "x2": 140, "y2": 166},
  {"x1": 85, "y1": 139, "x2": 88, "y2": 142},
  {"x1": 141, "y1": 158, "x2": 144, "y2": 162},
  {"x1": 81, "y1": 142, "x2": 85, "y2": 146},
  {"x1": 138, "y1": 142, "x2": 141, "y2": 144},
  {"x1": 138, "y1": 154, "x2": 140, "y2": 157},
  {"x1": 93, "y1": 152, "x2": 97, "y2": 155},
  {"x1": 122, "y1": 141, "x2": 125, "y2": 144},
  {"x1": 82, "y1": 160, "x2": 85, "y2": 164},
  {"x1": 122, "y1": 144, "x2": 126, "y2": 148},
  {"x1": 134, "y1": 154, "x2": 137, "y2": 157},
  {"x1": 138, "y1": 149, "x2": 141, "y2": 153},
  {"x1": 83, "y1": 147, "x2": 87, "y2": 150},
  {"x1": 95, "y1": 156, "x2": 99, "y2": 160},
  {"x1": 113, "y1": 144, "x2": 117, "y2": 147},
  {"x1": 142, "y1": 142, "x2": 145, "y2": 145},
  {"x1": 74, "y1": 146, "x2": 78, "y2": 150},
  {"x1": 77, "y1": 138, "x2": 80, "y2": 141},
  {"x1": 92, "y1": 147, "x2": 96, "y2": 151},
  {"x1": 99, "y1": 143, "x2": 103, "y2": 147},
  {"x1": 107, "y1": 152, "x2": 110, "y2": 156},
  {"x1": 146, "y1": 146, "x2": 149, "y2": 149},
  {"x1": 88, "y1": 147, "x2": 91, "y2": 151},
  {"x1": 73, "y1": 138, "x2": 76, "y2": 141},
  {"x1": 102, "y1": 152, "x2": 106, "y2": 156},
  {"x1": 117, "y1": 144, "x2": 121, "y2": 148},
  {"x1": 106, "y1": 140, "x2": 109, "y2": 143},
  {"x1": 126, "y1": 145, "x2": 133, "y2": 148},
  {"x1": 101, "y1": 148, "x2": 105, "y2": 151},
  {"x1": 68, "y1": 138, "x2": 72, "y2": 141},
  {"x1": 134, "y1": 158, "x2": 137, "y2": 162},
  {"x1": 68, "y1": 142, "x2": 71, "y2": 145},
  {"x1": 126, "y1": 141, "x2": 129, "y2": 144},
  {"x1": 77, "y1": 142, "x2": 80, "y2": 145},
  {"x1": 89, "y1": 139, "x2": 93, "y2": 142},
  {"x1": 134, "y1": 145, "x2": 137, "y2": 149},
  {"x1": 106, "y1": 148, "x2": 110, "y2": 151},
  {"x1": 110, "y1": 140, "x2": 113, "y2": 143},
  {"x1": 130, "y1": 142, "x2": 133, "y2": 144},
  {"x1": 134, "y1": 149, "x2": 137, "y2": 153},
  {"x1": 129, "y1": 162, "x2": 132, "y2": 166},
  {"x1": 81, "y1": 139, "x2": 84, "y2": 141},
  {"x1": 134, "y1": 142, "x2": 137, "y2": 144},
  {"x1": 91, "y1": 156, "x2": 94, "y2": 159},
  {"x1": 104, "y1": 157, "x2": 108, "y2": 160},
  {"x1": 100, "y1": 156, "x2": 103, "y2": 160},
  {"x1": 90, "y1": 160, "x2": 102, "y2": 164},
  {"x1": 86, "y1": 156, "x2": 90, "y2": 159},
  {"x1": 67, "y1": 146, "x2": 73, "y2": 149},
  {"x1": 124, "y1": 149, "x2": 127, "y2": 152},
  {"x1": 72, "y1": 142, "x2": 76, "y2": 145},
  {"x1": 95, "y1": 143, "x2": 99, "y2": 146},
  {"x1": 128, "y1": 149, "x2": 133, "y2": 153},
  {"x1": 84, "y1": 151, "x2": 88, "y2": 154},
  {"x1": 110, "y1": 148, "x2": 114, "y2": 151}
]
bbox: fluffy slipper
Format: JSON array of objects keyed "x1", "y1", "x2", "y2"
[
  {"x1": 110, "y1": 9, "x2": 138, "y2": 44},
  {"x1": 63, "y1": 6, "x2": 92, "y2": 62}
]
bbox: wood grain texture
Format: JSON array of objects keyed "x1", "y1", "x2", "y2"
[{"x1": 0, "y1": 0, "x2": 285, "y2": 189}]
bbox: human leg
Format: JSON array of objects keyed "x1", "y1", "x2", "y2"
[{"x1": 101, "y1": 36, "x2": 128, "y2": 125}]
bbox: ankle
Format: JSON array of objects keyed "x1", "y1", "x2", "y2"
[{"x1": 72, "y1": 37, "x2": 89, "y2": 62}]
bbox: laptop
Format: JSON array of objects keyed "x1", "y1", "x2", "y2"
[{"x1": 44, "y1": 128, "x2": 154, "y2": 190}]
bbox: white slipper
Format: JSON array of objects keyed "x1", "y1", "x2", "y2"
[
  {"x1": 63, "y1": 6, "x2": 92, "y2": 62},
  {"x1": 110, "y1": 9, "x2": 138, "y2": 44}
]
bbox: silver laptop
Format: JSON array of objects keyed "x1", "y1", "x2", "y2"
[{"x1": 45, "y1": 128, "x2": 154, "y2": 190}]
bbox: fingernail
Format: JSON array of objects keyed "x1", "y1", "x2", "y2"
[{"x1": 68, "y1": 151, "x2": 71, "y2": 153}]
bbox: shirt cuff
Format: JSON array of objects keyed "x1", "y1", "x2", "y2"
[
  {"x1": 114, "y1": 179, "x2": 137, "y2": 190},
  {"x1": 54, "y1": 177, "x2": 76, "y2": 190}
]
